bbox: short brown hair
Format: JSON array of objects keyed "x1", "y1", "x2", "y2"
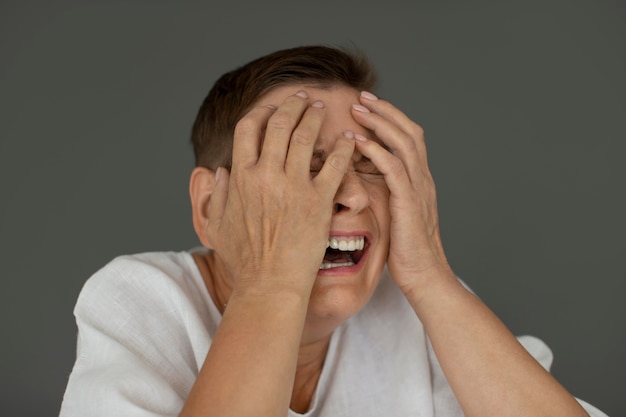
[{"x1": 190, "y1": 45, "x2": 377, "y2": 169}]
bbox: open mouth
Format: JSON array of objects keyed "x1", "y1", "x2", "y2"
[{"x1": 319, "y1": 235, "x2": 368, "y2": 270}]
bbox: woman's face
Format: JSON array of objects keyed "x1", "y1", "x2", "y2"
[{"x1": 255, "y1": 84, "x2": 391, "y2": 326}]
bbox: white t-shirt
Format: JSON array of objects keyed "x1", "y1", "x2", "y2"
[{"x1": 59, "y1": 250, "x2": 608, "y2": 417}]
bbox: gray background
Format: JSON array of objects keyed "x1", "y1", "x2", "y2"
[{"x1": 1, "y1": 0, "x2": 624, "y2": 416}]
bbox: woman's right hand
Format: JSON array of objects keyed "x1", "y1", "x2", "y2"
[{"x1": 204, "y1": 90, "x2": 355, "y2": 293}]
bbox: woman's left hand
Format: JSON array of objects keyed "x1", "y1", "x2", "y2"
[
  {"x1": 353, "y1": 93, "x2": 592, "y2": 417},
  {"x1": 351, "y1": 91, "x2": 455, "y2": 296}
]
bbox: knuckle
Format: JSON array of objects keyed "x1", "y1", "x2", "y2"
[
  {"x1": 252, "y1": 166, "x2": 270, "y2": 181},
  {"x1": 326, "y1": 154, "x2": 348, "y2": 173},
  {"x1": 410, "y1": 124, "x2": 425, "y2": 137},
  {"x1": 234, "y1": 116, "x2": 258, "y2": 137},
  {"x1": 256, "y1": 168, "x2": 282, "y2": 186},
  {"x1": 388, "y1": 157, "x2": 405, "y2": 176},
  {"x1": 267, "y1": 112, "x2": 292, "y2": 130},
  {"x1": 291, "y1": 128, "x2": 314, "y2": 145}
]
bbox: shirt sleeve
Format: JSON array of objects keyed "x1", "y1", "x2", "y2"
[{"x1": 59, "y1": 256, "x2": 200, "y2": 417}]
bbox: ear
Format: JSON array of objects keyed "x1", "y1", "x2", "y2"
[{"x1": 189, "y1": 166, "x2": 217, "y2": 249}]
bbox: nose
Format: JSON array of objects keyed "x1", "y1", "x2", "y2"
[{"x1": 333, "y1": 171, "x2": 370, "y2": 215}]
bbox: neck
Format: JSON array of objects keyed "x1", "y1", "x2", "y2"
[
  {"x1": 193, "y1": 251, "x2": 232, "y2": 315},
  {"x1": 290, "y1": 336, "x2": 331, "y2": 413}
]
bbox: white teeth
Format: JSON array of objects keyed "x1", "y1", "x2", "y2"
[
  {"x1": 320, "y1": 236, "x2": 365, "y2": 270},
  {"x1": 319, "y1": 261, "x2": 355, "y2": 270},
  {"x1": 326, "y1": 236, "x2": 365, "y2": 251}
]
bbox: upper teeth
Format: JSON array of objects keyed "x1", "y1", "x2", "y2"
[{"x1": 326, "y1": 236, "x2": 365, "y2": 251}]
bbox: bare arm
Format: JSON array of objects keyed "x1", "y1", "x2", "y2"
[
  {"x1": 182, "y1": 91, "x2": 355, "y2": 416},
  {"x1": 180, "y1": 288, "x2": 309, "y2": 416},
  {"x1": 352, "y1": 91, "x2": 589, "y2": 417}
]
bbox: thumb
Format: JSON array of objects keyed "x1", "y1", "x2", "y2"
[{"x1": 207, "y1": 167, "x2": 230, "y2": 228}]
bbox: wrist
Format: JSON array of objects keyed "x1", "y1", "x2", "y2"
[
  {"x1": 231, "y1": 269, "x2": 316, "y2": 305},
  {"x1": 396, "y1": 264, "x2": 460, "y2": 307}
]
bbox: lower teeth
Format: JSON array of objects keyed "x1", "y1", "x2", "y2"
[{"x1": 319, "y1": 261, "x2": 355, "y2": 270}]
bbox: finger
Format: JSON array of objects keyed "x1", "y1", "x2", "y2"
[
  {"x1": 232, "y1": 105, "x2": 276, "y2": 170},
  {"x1": 351, "y1": 104, "x2": 424, "y2": 182},
  {"x1": 353, "y1": 136, "x2": 414, "y2": 197},
  {"x1": 285, "y1": 100, "x2": 325, "y2": 179},
  {"x1": 314, "y1": 131, "x2": 355, "y2": 200},
  {"x1": 357, "y1": 92, "x2": 428, "y2": 168},
  {"x1": 258, "y1": 90, "x2": 310, "y2": 169},
  {"x1": 359, "y1": 92, "x2": 419, "y2": 136},
  {"x1": 207, "y1": 167, "x2": 230, "y2": 230}
]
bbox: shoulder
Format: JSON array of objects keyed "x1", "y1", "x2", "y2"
[
  {"x1": 86, "y1": 250, "x2": 198, "y2": 288},
  {"x1": 74, "y1": 250, "x2": 212, "y2": 333},
  {"x1": 61, "y1": 250, "x2": 211, "y2": 416},
  {"x1": 78, "y1": 250, "x2": 203, "y2": 304},
  {"x1": 72, "y1": 249, "x2": 215, "y2": 367}
]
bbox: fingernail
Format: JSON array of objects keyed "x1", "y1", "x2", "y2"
[
  {"x1": 352, "y1": 104, "x2": 370, "y2": 113},
  {"x1": 296, "y1": 90, "x2": 308, "y2": 99},
  {"x1": 343, "y1": 130, "x2": 355, "y2": 139},
  {"x1": 354, "y1": 133, "x2": 368, "y2": 142},
  {"x1": 215, "y1": 167, "x2": 222, "y2": 183},
  {"x1": 361, "y1": 91, "x2": 378, "y2": 101},
  {"x1": 312, "y1": 100, "x2": 324, "y2": 108}
]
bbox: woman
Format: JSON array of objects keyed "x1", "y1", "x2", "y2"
[{"x1": 59, "y1": 45, "x2": 607, "y2": 416}]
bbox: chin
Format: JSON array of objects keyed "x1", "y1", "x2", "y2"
[
  {"x1": 307, "y1": 264, "x2": 385, "y2": 323},
  {"x1": 306, "y1": 232, "x2": 388, "y2": 320}
]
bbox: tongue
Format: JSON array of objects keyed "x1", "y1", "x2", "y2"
[{"x1": 323, "y1": 249, "x2": 353, "y2": 263}]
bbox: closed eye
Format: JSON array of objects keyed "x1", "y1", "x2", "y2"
[{"x1": 354, "y1": 157, "x2": 383, "y2": 176}]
